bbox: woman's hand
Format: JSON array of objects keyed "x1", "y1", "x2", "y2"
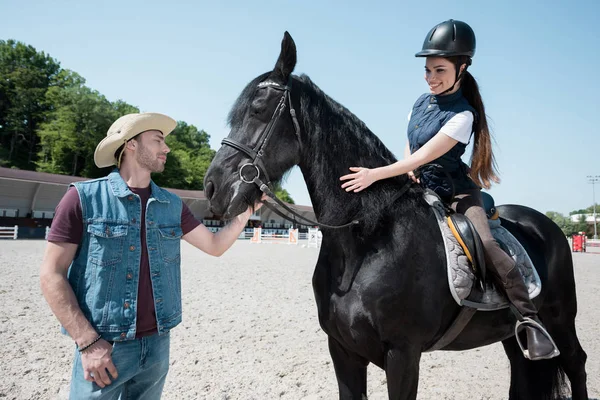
[
  {"x1": 340, "y1": 167, "x2": 377, "y2": 193},
  {"x1": 407, "y1": 170, "x2": 420, "y2": 183}
]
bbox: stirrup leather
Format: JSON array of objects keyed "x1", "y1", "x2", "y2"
[{"x1": 514, "y1": 317, "x2": 560, "y2": 360}]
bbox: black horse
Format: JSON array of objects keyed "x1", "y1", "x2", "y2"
[{"x1": 204, "y1": 32, "x2": 589, "y2": 400}]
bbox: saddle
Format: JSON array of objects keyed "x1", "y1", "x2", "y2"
[
  {"x1": 423, "y1": 190, "x2": 541, "y2": 311},
  {"x1": 421, "y1": 190, "x2": 543, "y2": 352}
]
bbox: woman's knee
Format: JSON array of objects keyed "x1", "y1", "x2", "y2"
[{"x1": 481, "y1": 237, "x2": 502, "y2": 253}]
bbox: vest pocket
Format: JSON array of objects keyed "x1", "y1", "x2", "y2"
[
  {"x1": 87, "y1": 223, "x2": 128, "y2": 266},
  {"x1": 158, "y1": 226, "x2": 182, "y2": 263}
]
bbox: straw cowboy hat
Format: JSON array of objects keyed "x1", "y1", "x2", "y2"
[{"x1": 94, "y1": 112, "x2": 177, "y2": 168}]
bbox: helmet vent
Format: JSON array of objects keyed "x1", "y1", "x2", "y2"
[{"x1": 429, "y1": 27, "x2": 437, "y2": 42}]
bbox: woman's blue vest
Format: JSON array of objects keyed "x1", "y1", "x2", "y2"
[{"x1": 407, "y1": 88, "x2": 479, "y2": 200}]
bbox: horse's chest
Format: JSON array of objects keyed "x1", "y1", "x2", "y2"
[{"x1": 321, "y1": 292, "x2": 376, "y2": 342}]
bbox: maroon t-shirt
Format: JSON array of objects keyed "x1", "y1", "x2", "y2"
[{"x1": 48, "y1": 186, "x2": 201, "y2": 337}]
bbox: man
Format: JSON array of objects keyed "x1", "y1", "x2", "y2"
[{"x1": 40, "y1": 112, "x2": 262, "y2": 399}]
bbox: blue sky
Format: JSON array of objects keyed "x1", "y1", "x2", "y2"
[{"x1": 1, "y1": 0, "x2": 598, "y2": 215}]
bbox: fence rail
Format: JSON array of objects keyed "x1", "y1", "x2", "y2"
[
  {"x1": 0, "y1": 226, "x2": 50, "y2": 240},
  {"x1": 0, "y1": 225, "x2": 18, "y2": 239}
]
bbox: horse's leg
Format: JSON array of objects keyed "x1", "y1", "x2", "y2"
[
  {"x1": 502, "y1": 335, "x2": 569, "y2": 400},
  {"x1": 384, "y1": 345, "x2": 421, "y2": 400},
  {"x1": 552, "y1": 322, "x2": 588, "y2": 400},
  {"x1": 536, "y1": 263, "x2": 588, "y2": 399},
  {"x1": 537, "y1": 306, "x2": 588, "y2": 399},
  {"x1": 328, "y1": 336, "x2": 368, "y2": 400},
  {"x1": 503, "y1": 336, "x2": 536, "y2": 400}
]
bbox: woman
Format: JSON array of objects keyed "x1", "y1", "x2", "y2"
[{"x1": 339, "y1": 19, "x2": 559, "y2": 360}]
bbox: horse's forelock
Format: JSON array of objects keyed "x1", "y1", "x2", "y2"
[{"x1": 227, "y1": 72, "x2": 271, "y2": 128}]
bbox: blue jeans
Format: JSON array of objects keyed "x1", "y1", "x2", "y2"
[{"x1": 69, "y1": 332, "x2": 170, "y2": 400}]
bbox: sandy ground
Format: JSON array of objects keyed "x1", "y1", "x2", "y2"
[{"x1": 0, "y1": 240, "x2": 598, "y2": 400}]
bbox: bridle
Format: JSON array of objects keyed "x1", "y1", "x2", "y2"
[
  {"x1": 220, "y1": 76, "x2": 411, "y2": 229},
  {"x1": 221, "y1": 76, "x2": 360, "y2": 229},
  {"x1": 222, "y1": 77, "x2": 301, "y2": 197}
]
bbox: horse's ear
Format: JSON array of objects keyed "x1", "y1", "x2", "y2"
[{"x1": 270, "y1": 31, "x2": 297, "y2": 82}]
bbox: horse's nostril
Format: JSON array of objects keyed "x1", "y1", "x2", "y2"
[{"x1": 205, "y1": 181, "x2": 215, "y2": 200}]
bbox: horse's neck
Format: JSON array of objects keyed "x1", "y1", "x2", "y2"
[
  {"x1": 294, "y1": 77, "x2": 405, "y2": 228},
  {"x1": 298, "y1": 160, "x2": 357, "y2": 226},
  {"x1": 296, "y1": 132, "x2": 392, "y2": 227}
]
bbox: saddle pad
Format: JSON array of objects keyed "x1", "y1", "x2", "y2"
[{"x1": 423, "y1": 191, "x2": 542, "y2": 308}]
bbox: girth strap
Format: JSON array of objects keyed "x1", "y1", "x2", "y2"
[{"x1": 424, "y1": 306, "x2": 477, "y2": 352}]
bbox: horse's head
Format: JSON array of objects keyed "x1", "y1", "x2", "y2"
[{"x1": 204, "y1": 32, "x2": 302, "y2": 219}]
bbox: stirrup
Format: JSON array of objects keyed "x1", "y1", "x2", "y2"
[{"x1": 514, "y1": 317, "x2": 560, "y2": 360}]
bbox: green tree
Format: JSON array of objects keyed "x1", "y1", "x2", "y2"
[
  {"x1": 569, "y1": 205, "x2": 596, "y2": 215},
  {"x1": 272, "y1": 181, "x2": 295, "y2": 204},
  {"x1": 574, "y1": 214, "x2": 589, "y2": 236},
  {"x1": 151, "y1": 122, "x2": 215, "y2": 190},
  {"x1": 36, "y1": 72, "x2": 132, "y2": 178},
  {"x1": 546, "y1": 211, "x2": 576, "y2": 236},
  {"x1": 0, "y1": 40, "x2": 61, "y2": 168},
  {"x1": 2, "y1": 39, "x2": 222, "y2": 193}
]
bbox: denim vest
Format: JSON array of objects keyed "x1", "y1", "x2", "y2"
[
  {"x1": 407, "y1": 89, "x2": 479, "y2": 200},
  {"x1": 66, "y1": 169, "x2": 183, "y2": 341}
]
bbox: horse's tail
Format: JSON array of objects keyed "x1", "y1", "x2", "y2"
[{"x1": 521, "y1": 357, "x2": 568, "y2": 400}]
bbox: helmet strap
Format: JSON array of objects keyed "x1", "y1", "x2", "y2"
[{"x1": 438, "y1": 58, "x2": 471, "y2": 96}]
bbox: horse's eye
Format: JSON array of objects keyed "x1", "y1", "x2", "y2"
[
  {"x1": 250, "y1": 99, "x2": 265, "y2": 115},
  {"x1": 250, "y1": 99, "x2": 267, "y2": 118}
]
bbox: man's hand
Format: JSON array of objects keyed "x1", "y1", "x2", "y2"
[
  {"x1": 240, "y1": 194, "x2": 268, "y2": 219},
  {"x1": 81, "y1": 339, "x2": 118, "y2": 388},
  {"x1": 184, "y1": 194, "x2": 268, "y2": 256}
]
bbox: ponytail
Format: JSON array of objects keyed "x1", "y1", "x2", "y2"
[{"x1": 458, "y1": 67, "x2": 500, "y2": 189}]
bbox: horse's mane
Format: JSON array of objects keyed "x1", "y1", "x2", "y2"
[
  {"x1": 295, "y1": 73, "x2": 398, "y2": 169},
  {"x1": 228, "y1": 72, "x2": 426, "y2": 236},
  {"x1": 295, "y1": 74, "x2": 428, "y2": 234}
]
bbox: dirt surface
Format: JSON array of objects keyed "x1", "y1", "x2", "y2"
[{"x1": 1, "y1": 240, "x2": 597, "y2": 399}]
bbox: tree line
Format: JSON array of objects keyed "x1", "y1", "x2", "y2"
[
  {"x1": 0, "y1": 39, "x2": 294, "y2": 203},
  {"x1": 545, "y1": 206, "x2": 598, "y2": 237}
]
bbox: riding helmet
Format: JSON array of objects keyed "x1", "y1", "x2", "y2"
[{"x1": 415, "y1": 19, "x2": 476, "y2": 58}]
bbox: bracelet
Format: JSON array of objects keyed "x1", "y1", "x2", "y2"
[{"x1": 78, "y1": 335, "x2": 102, "y2": 353}]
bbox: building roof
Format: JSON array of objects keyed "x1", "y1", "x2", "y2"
[
  {"x1": 0, "y1": 167, "x2": 312, "y2": 209},
  {"x1": 0, "y1": 167, "x2": 207, "y2": 200},
  {"x1": 0, "y1": 167, "x2": 88, "y2": 186}
]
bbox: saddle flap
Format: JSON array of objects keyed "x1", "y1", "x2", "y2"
[
  {"x1": 423, "y1": 189, "x2": 541, "y2": 311},
  {"x1": 447, "y1": 214, "x2": 487, "y2": 283}
]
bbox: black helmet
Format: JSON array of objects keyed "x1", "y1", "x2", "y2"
[{"x1": 415, "y1": 19, "x2": 476, "y2": 58}]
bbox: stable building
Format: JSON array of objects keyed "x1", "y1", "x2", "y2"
[{"x1": 0, "y1": 167, "x2": 316, "y2": 239}]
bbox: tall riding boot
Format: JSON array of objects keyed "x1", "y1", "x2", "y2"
[
  {"x1": 453, "y1": 190, "x2": 560, "y2": 360},
  {"x1": 503, "y1": 267, "x2": 560, "y2": 360}
]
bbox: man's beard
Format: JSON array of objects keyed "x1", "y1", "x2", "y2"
[{"x1": 136, "y1": 144, "x2": 165, "y2": 173}]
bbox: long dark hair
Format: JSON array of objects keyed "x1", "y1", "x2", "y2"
[{"x1": 450, "y1": 56, "x2": 500, "y2": 189}]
